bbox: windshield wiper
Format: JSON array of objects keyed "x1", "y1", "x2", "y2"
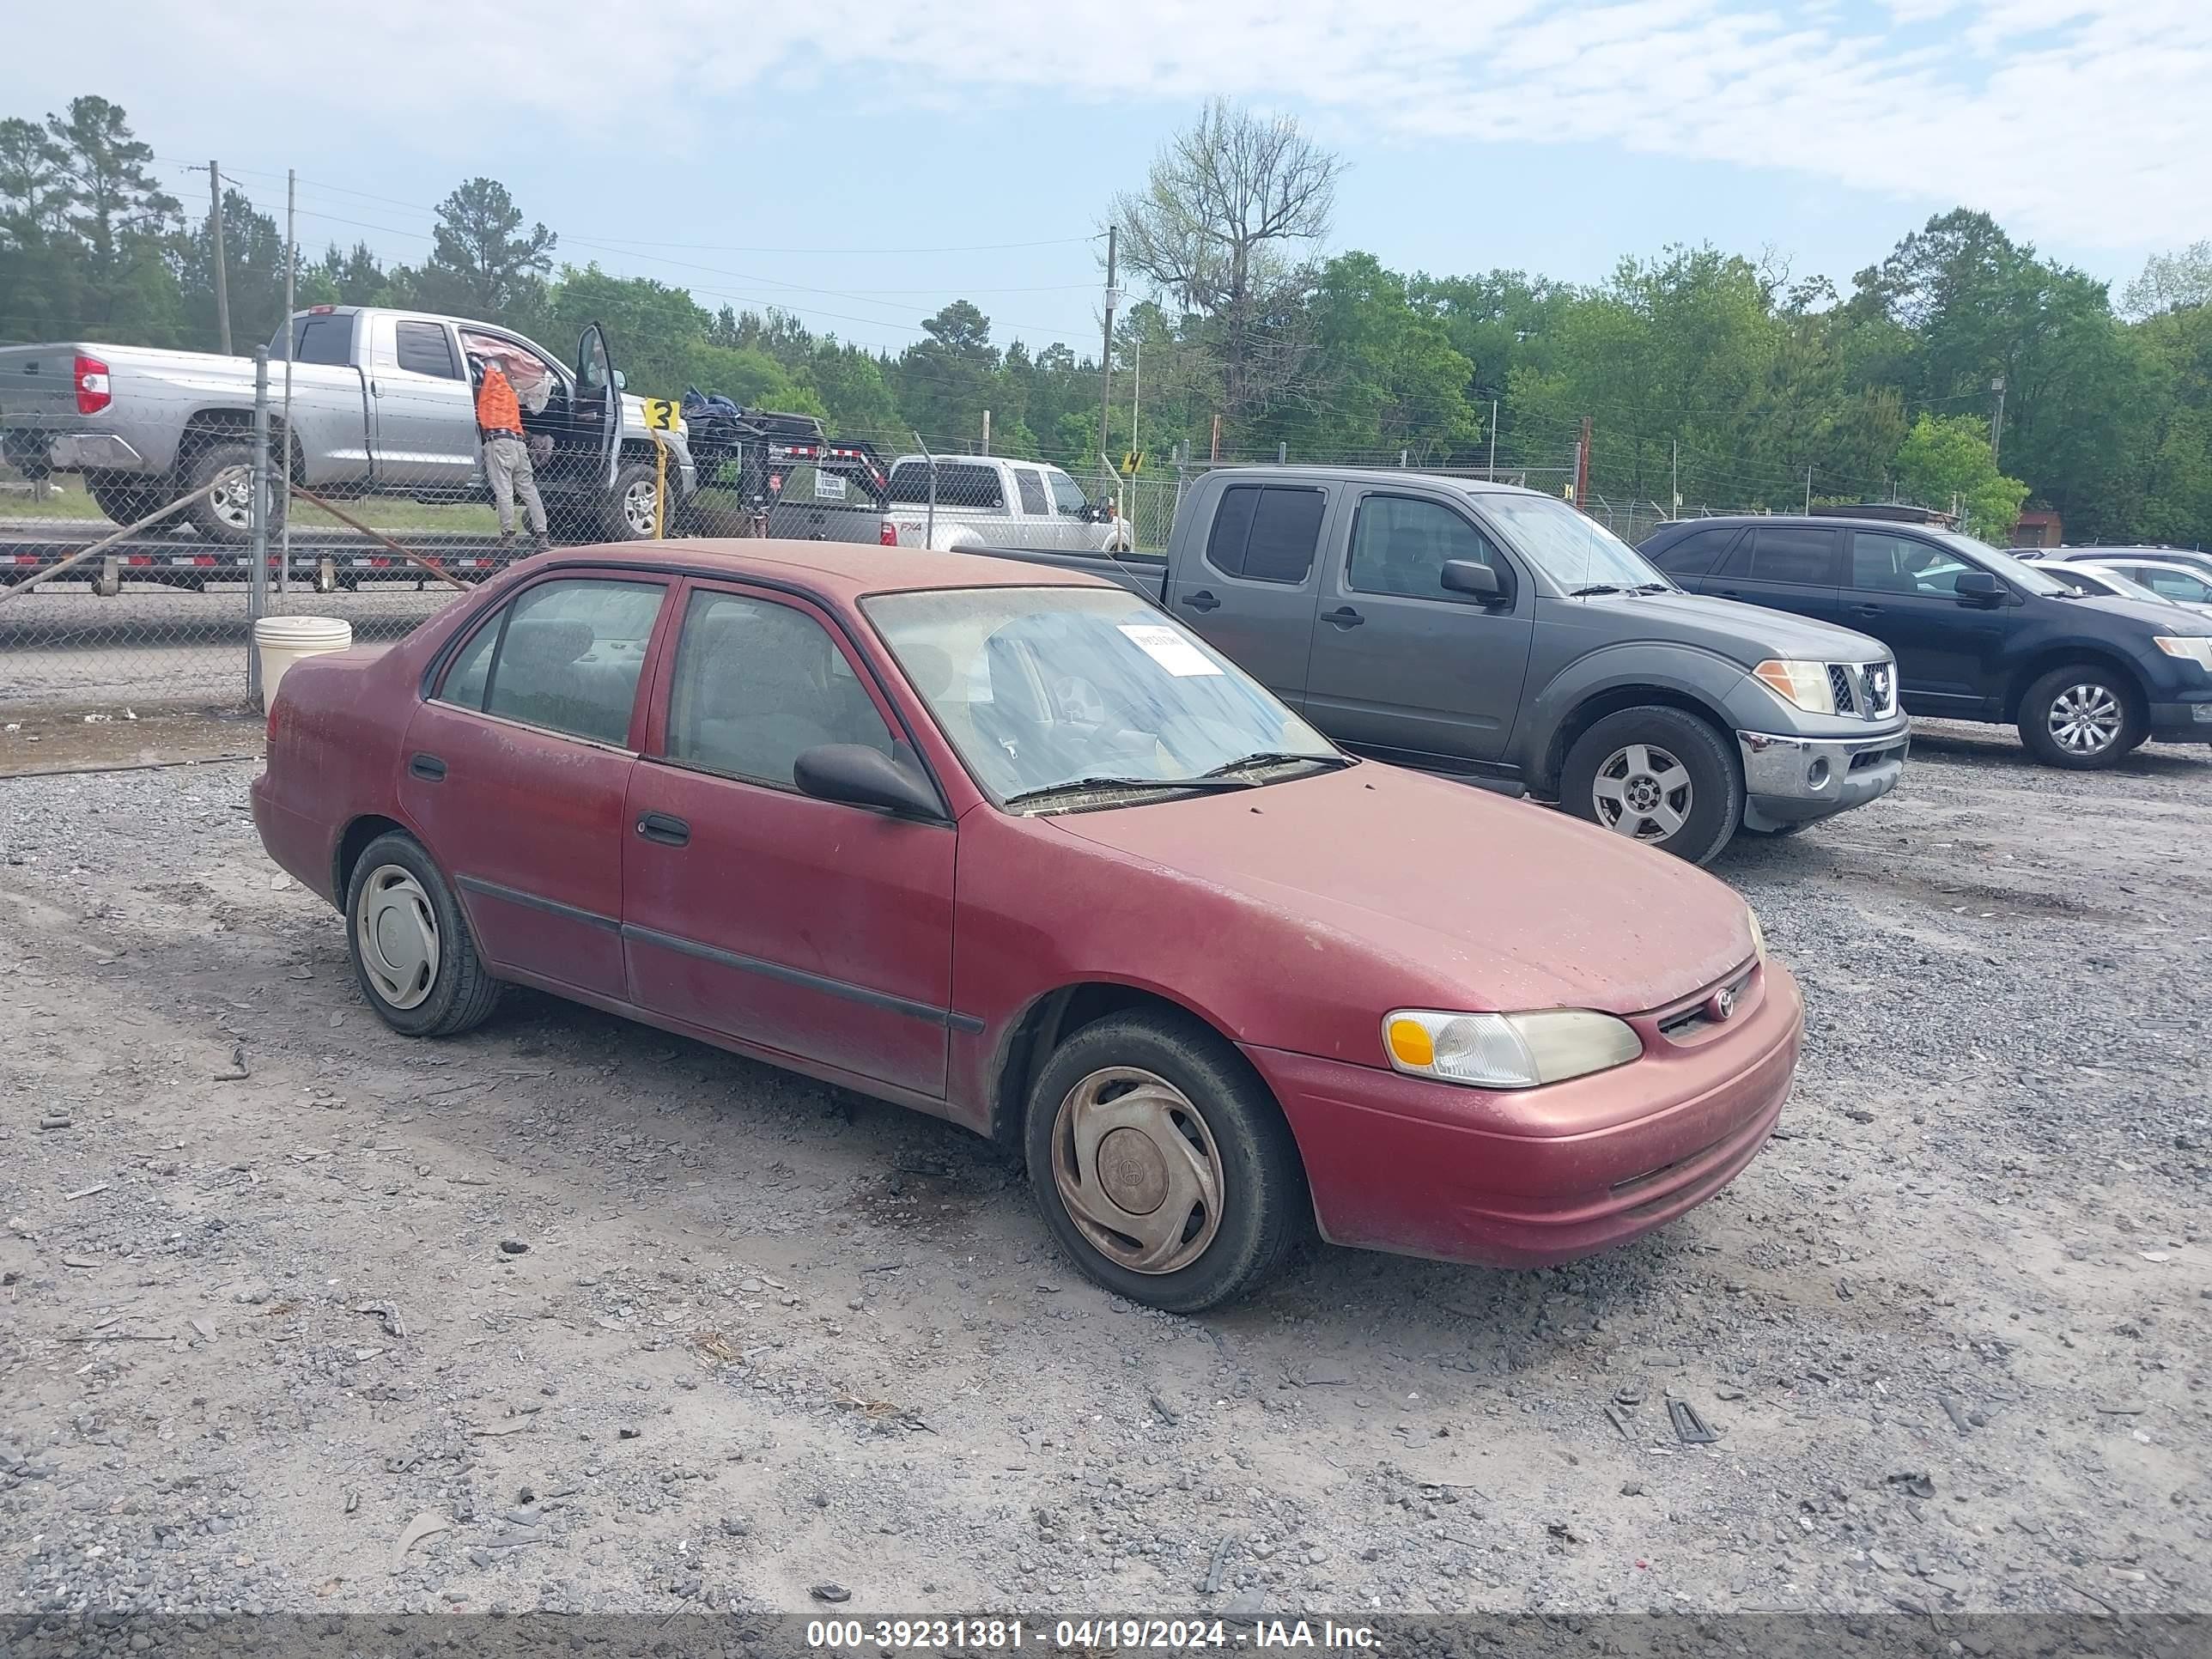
[
  {"x1": 1568, "y1": 582, "x2": 1626, "y2": 597},
  {"x1": 1627, "y1": 581, "x2": 1671, "y2": 594},
  {"x1": 1002, "y1": 775, "x2": 1256, "y2": 809},
  {"x1": 1199, "y1": 750, "x2": 1354, "y2": 779}
]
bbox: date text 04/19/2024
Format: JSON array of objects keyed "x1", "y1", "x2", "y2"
[{"x1": 804, "y1": 1619, "x2": 1382, "y2": 1651}]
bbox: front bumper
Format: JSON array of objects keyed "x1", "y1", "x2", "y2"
[
  {"x1": 1737, "y1": 724, "x2": 1908, "y2": 829},
  {"x1": 1243, "y1": 957, "x2": 1803, "y2": 1269},
  {"x1": 2148, "y1": 697, "x2": 2212, "y2": 744}
]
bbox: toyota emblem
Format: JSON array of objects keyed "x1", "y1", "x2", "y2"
[{"x1": 1710, "y1": 985, "x2": 1738, "y2": 1022}]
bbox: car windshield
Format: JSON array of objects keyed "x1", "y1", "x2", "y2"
[
  {"x1": 1925, "y1": 530, "x2": 2073, "y2": 596},
  {"x1": 2069, "y1": 565, "x2": 2166, "y2": 604},
  {"x1": 863, "y1": 586, "x2": 1340, "y2": 809},
  {"x1": 1470, "y1": 492, "x2": 1668, "y2": 592}
]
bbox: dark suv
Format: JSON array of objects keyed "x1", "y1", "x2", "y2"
[{"x1": 1639, "y1": 516, "x2": 2212, "y2": 768}]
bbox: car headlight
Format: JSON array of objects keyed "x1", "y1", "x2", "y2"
[
  {"x1": 1746, "y1": 906, "x2": 1765, "y2": 962},
  {"x1": 1382, "y1": 1008, "x2": 1643, "y2": 1090},
  {"x1": 1752, "y1": 659, "x2": 1837, "y2": 716},
  {"x1": 2154, "y1": 635, "x2": 2212, "y2": 671}
]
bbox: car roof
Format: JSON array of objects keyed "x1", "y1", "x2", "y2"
[
  {"x1": 1189, "y1": 465, "x2": 1548, "y2": 500},
  {"x1": 538, "y1": 537, "x2": 1112, "y2": 602},
  {"x1": 1647, "y1": 514, "x2": 1954, "y2": 533}
]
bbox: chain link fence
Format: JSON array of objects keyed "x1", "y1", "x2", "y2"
[{"x1": 2, "y1": 313, "x2": 1773, "y2": 722}]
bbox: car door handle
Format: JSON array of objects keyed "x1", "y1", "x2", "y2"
[
  {"x1": 1182, "y1": 589, "x2": 1220, "y2": 612},
  {"x1": 408, "y1": 752, "x2": 446, "y2": 781},
  {"x1": 636, "y1": 812, "x2": 690, "y2": 848},
  {"x1": 1850, "y1": 604, "x2": 1883, "y2": 617},
  {"x1": 1322, "y1": 606, "x2": 1365, "y2": 629},
  {"x1": 1713, "y1": 588, "x2": 1743, "y2": 600}
]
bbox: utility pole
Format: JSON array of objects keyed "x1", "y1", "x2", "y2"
[
  {"x1": 981, "y1": 409, "x2": 991, "y2": 455},
  {"x1": 1671, "y1": 438, "x2": 1680, "y2": 515},
  {"x1": 1575, "y1": 415, "x2": 1592, "y2": 511},
  {"x1": 1990, "y1": 374, "x2": 2007, "y2": 465},
  {"x1": 1130, "y1": 337, "x2": 1140, "y2": 467},
  {"x1": 279, "y1": 167, "x2": 295, "y2": 595},
  {"x1": 1097, "y1": 225, "x2": 1118, "y2": 495},
  {"x1": 1488, "y1": 399, "x2": 1498, "y2": 479},
  {"x1": 1804, "y1": 465, "x2": 1813, "y2": 514},
  {"x1": 209, "y1": 161, "x2": 233, "y2": 356}
]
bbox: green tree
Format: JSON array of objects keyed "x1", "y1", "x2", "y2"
[
  {"x1": 410, "y1": 177, "x2": 555, "y2": 324},
  {"x1": 35, "y1": 95, "x2": 180, "y2": 340},
  {"x1": 1893, "y1": 414, "x2": 2028, "y2": 541},
  {"x1": 1270, "y1": 252, "x2": 1480, "y2": 460}
]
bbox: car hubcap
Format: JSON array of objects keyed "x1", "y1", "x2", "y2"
[
  {"x1": 1591, "y1": 742, "x2": 1692, "y2": 842},
  {"x1": 355, "y1": 864, "x2": 440, "y2": 1009},
  {"x1": 1050, "y1": 1066, "x2": 1224, "y2": 1275},
  {"x1": 623, "y1": 478, "x2": 658, "y2": 536},
  {"x1": 2048, "y1": 684, "x2": 2120, "y2": 754},
  {"x1": 210, "y1": 465, "x2": 254, "y2": 531}
]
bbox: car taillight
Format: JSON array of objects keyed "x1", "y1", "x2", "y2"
[
  {"x1": 878, "y1": 518, "x2": 896, "y2": 546},
  {"x1": 74, "y1": 355, "x2": 111, "y2": 416}
]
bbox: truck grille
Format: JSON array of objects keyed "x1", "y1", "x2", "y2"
[
  {"x1": 1827, "y1": 665, "x2": 1856, "y2": 715},
  {"x1": 1826, "y1": 661, "x2": 1897, "y2": 721}
]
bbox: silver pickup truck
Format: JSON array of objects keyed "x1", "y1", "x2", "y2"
[
  {"x1": 0, "y1": 306, "x2": 696, "y2": 545},
  {"x1": 884, "y1": 454, "x2": 1131, "y2": 553}
]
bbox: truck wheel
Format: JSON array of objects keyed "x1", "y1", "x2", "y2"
[
  {"x1": 179, "y1": 439, "x2": 286, "y2": 546},
  {"x1": 82, "y1": 471, "x2": 163, "y2": 527},
  {"x1": 1561, "y1": 705, "x2": 1744, "y2": 865},
  {"x1": 1024, "y1": 1009, "x2": 1307, "y2": 1314},
  {"x1": 2018, "y1": 665, "x2": 2143, "y2": 769},
  {"x1": 344, "y1": 831, "x2": 503, "y2": 1038},
  {"x1": 598, "y1": 459, "x2": 664, "y2": 541}
]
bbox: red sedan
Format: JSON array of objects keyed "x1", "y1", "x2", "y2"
[{"x1": 253, "y1": 540, "x2": 1802, "y2": 1310}]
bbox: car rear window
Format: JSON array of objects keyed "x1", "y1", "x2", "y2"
[{"x1": 1206, "y1": 484, "x2": 1324, "y2": 584}]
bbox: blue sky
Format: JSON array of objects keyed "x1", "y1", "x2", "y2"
[{"x1": 21, "y1": 0, "x2": 2211, "y2": 355}]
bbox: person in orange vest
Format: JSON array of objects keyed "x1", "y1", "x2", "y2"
[{"x1": 470, "y1": 354, "x2": 550, "y2": 553}]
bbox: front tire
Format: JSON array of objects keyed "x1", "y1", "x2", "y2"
[
  {"x1": 343, "y1": 831, "x2": 502, "y2": 1037},
  {"x1": 1561, "y1": 705, "x2": 1743, "y2": 865},
  {"x1": 1024, "y1": 1011, "x2": 1307, "y2": 1313},
  {"x1": 599, "y1": 458, "x2": 664, "y2": 541},
  {"x1": 2018, "y1": 665, "x2": 2142, "y2": 769}
]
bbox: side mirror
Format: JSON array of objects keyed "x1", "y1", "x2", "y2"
[
  {"x1": 611, "y1": 369, "x2": 628, "y2": 391},
  {"x1": 1440, "y1": 559, "x2": 1504, "y2": 602},
  {"x1": 793, "y1": 744, "x2": 941, "y2": 818},
  {"x1": 1954, "y1": 569, "x2": 2006, "y2": 604}
]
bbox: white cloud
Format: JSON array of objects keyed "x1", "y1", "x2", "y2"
[{"x1": 18, "y1": 0, "x2": 2212, "y2": 249}]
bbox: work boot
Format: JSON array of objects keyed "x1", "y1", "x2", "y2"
[
  {"x1": 531, "y1": 532, "x2": 552, "y2": 556},
  {"x1": 496, "y1": 530, "x2": 515, "y2": 556}
]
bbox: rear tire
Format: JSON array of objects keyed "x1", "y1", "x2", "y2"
[
  {"x1": 1024, "y1": 1009, "x2": 1306, "y2": 1313},
  {"x1": 178, "y1": 438, "x2": 286, "y2": 546},
  {"x1": 2017, "y1": 665, "x2": 2142, "y2": 769},
  {"x1": 82, "y1": 471, "x2": 163, "y2": 527},
  {"x1": 343, "y1": 831, "x2": 502, "y2": 1038},
  {"x1": 1561, "y1": 705, "x2": 1743, "y2": 865}
]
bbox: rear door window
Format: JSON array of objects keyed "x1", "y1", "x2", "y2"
[
  {"x1": 887, "y1": 461, "x2": 1004, "y2": 511},
  {"x1": 443, "y1": 578, "x2": 666, "y2": 746},
  {"x1": 1648, "y1": 524, "x2": 1741, "y2": 579},
  {"x1": 393, "y1": 320, "x2": 458, "y2": 379},
  {"x1": 1204, "y1": 484, "x2": 1324, "y2": 585},
  {"x1": 289, "y1": 314, "x2": 354, "y2": 366},
  {"x1": 1013, "y1": 468, "x2": 1050, "y2": 517},
  {"x1": 1734, "y1": 526, "x2": 1841, "y2": 586}
]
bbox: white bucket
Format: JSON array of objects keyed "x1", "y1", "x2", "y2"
[{"x1": 254, "y1": 615, "x2": 352, "y2": 706}]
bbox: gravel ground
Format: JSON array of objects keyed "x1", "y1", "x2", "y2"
[{"x1": 1, "y1": 720, "x2": 2207, "y2": 1622}]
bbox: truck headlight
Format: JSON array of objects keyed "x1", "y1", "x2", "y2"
[
  {"x1": 1382, "y1": 1009, "x2": 1643, "y2": 1089},
  {"x1": 2154, "y1": 636, "x2": 2212, "y2": 671},
  {"x1": 1752, "y1": 659, "x2": 1837, "y2": 716}
]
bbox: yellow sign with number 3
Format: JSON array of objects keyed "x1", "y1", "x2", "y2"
[{"x1": 641, "y1": 398, "x2": 679, "y2": 432}]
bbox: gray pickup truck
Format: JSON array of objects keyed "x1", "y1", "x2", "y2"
[
  {"x1": 0, "y1": 306, "x2": 696, "y2": 546},
  {"x1": 977, "y1": 465, "x2": 1911, "y2": 862}
]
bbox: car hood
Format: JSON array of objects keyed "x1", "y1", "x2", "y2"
[
  {"x1": 1048, "y1": 762, "x2": 1754, "y2": 1016},
  {"x1": 1557, "y1": 589, "x2": 1889, "y2": 662},
  {"x1": 2071, "y1": 593, "x2": 2212, "y2": 635}
]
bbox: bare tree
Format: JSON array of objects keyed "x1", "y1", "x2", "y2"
[{"x1": 1109, "y1": 99, "x2": 1342, "y2": 429}]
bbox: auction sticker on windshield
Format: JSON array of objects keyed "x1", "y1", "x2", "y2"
[{"x1": 1118, "y1": 623, "x2": 1221, "y2": 676}]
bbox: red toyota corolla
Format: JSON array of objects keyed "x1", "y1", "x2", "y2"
[{"x1": 253, "y1": 540, "x2": 1802, "y2": 1310}]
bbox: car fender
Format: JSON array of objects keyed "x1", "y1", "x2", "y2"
[
  {"x1": 927, "y1": 523, "x2": 988, "y2": 553},
  {"x1": 1517, "y1": 640, "x2": 1752, "y2": 790}
]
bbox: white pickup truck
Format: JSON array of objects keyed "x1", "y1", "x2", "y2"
[
  {"x1": 0, "y1": 305, "x2": 695, "y2": 546},
  {"x1": 883, "y1": 454, "x2": 1131, "y2": 553}
]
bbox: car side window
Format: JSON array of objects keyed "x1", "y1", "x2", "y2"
[
  {"x1": 1346, "y1": 495, "x2": 1512, "y2": 604},
  {"x1": 1648, "y1": 525, "x2": 1741, "y2": 578},
  {"x1": 1204, "y1": 484, "x2": 1324, "y2": 584},
  {"x1": 1047, "y1": 471, "x2": 1090, "y2": 518},
  {"x1": 665, "y1": 591, "x2": 896, "y2": 789},
  {"x1": 2142, "y1": 568, "x2": 2212, "y2": 601},
  {"x1": 447, "y1": 578, "x2": 665, "y2": 745},
  {"x1": 1735, "y1": 526, "x2": 1840, "y2": 586},
  {"x1": 393, "y1": 320, "x2": 458, "y2": 379},
  {"x1": 1013, "y1": 468, "x2": 1049, "y2": 516},
  {"x1": 290, "y1": 314, "x2": 353, "y2": 366}
]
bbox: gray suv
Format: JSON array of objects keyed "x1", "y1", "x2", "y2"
[{"x1": 969, "y1": 467, "x2": 1911, "y2": 862}]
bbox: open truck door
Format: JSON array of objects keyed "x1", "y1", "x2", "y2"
[{"x1": 575, "y1": 323, "x2": 622, "y2": 491}]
